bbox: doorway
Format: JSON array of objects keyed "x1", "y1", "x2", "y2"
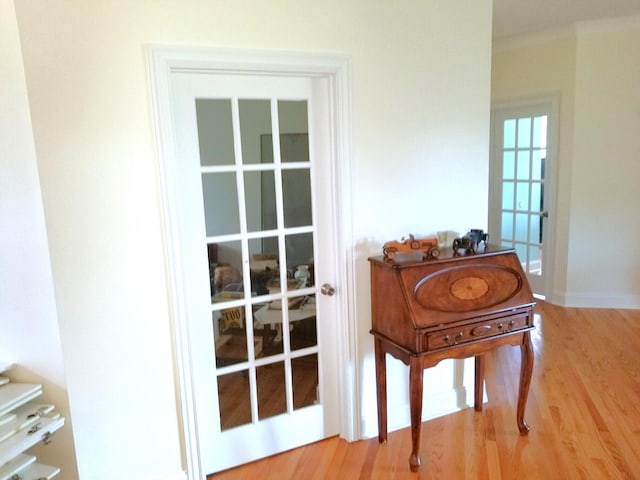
[
  {"x1": 489, "y1": 98, "x2": 558, "y2": 296},
  {"x1": 148, "y1": 48, "x2": 355, "y2": 478}
]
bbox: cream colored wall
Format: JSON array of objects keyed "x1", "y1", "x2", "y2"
[
  {"x1": 491, "y1": 32, "x2": 576, "y2": 303},
  {"x1": 492, "y1": 17, "x2": 640, "y2": 308},
  {"x1": 568, "y1": 19, "x2": 640, "y2": 307},
  {"x1": 0, "y1": 1, "x2": 78, "y2": 477},
  {"x1": 13, "y1": 0, "x2": 492, "y2": 478}
]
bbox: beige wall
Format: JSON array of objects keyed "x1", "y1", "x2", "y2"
[
  {"x1": 10, "y1": 0, "x2": 492, "y2": 478},
  {"x1": 569, "y1": 19, "x2": 640, "y2": 306},
  {"x1": 491, "y1": 17, "x2": 640, "y2": 307},
  {"x1": 0, "y1": 1, "x2": 78, "y2": 477}
]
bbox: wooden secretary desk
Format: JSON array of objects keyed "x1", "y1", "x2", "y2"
[{"x1": 369, "y1": 247, "x2": 535, "y2": 471}]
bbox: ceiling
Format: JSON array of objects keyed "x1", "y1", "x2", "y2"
[{"x1": 493, "y1": 0, "x2": 640, "y2": 38}]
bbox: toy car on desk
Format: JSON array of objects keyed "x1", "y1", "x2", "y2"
[
  {"x1": 452, "y1": 229, "x2": 489, "y2": 255},
  {"x1": 383, "y1": 234, "x2": 440, "y2": 260}
]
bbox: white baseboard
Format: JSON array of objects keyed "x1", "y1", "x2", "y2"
[
  {"x1": 552, "y1": 291, "x2": 640, "y2": 309},
  {"x1": 360, "y1": 384, "x2": 483, "y2": 439},
  {"x1": 152, "y1": 471, "x2": 187, "y2": 480}
]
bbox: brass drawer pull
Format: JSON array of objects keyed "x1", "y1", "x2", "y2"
[{"x1": 470, "y1": 325, "x2": 492, "y2": 336}]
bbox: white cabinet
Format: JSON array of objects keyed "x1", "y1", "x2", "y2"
[{"x1": 0, "y1": 363, "x2": 65, "y2": 480}]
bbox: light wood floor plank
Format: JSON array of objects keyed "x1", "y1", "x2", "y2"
[{"x1": 210, "y1": 301, "x2": 640, "y2": 479}]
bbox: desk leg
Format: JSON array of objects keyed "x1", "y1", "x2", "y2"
[
  {"x1": 374, "y1": 337, "x2": 387, "y2": 444},
  {"x1": 474, "y1": 354, "x2": 485, "y2": 411},
  {"x1": 409, "y1": 356, "x2": 423, "y2": 472},
  {"x1": 517, "y1": 330, "x2": 534, "y2": 434}
]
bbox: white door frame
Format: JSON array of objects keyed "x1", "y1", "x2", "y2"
[
  {"x1": 147, "y1": 46, "x2": 357, "y2": 479},
  {"x1": 489, "y1": 94, "x2": 560, "y2": 300}
]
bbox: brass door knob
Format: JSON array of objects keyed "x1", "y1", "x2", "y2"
[{"x1": 320, "y1": 283, "x2": 336, "y2": 296}]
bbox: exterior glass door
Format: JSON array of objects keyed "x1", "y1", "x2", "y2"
[
  {"x1": 491, "y1": 105, "x2": 553, "y2": 295},
  {"x1": 171, "y1": 73, "x2": 339, "y2": 474}
]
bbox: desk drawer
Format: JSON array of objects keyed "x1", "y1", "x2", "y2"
[{"x1": 423, "y1": 314, "x2": 529, "y2": 351}]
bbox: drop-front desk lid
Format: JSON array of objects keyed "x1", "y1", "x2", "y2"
[{"x1": 368, "y1": 246, "x2": 535, "y2": 330}]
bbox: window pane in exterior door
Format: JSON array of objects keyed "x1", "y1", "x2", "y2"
[
  {"x1": 517, "y1": 117, "x2": 531, "y2": 148},
  {"x1": 289, "y1": 295, "x2": 317, "y2": 352},
  {"x1": 503, "y1": 119, "x2": 516, "y2": 148},
  {"x1": 208, "y1": 239, "x2": 243, "y2": 300},
  {"x1": 502, "y1": 212, "x2": 513, "y2": 240},
  {"x1": 516, "y1": 182, "x2": 529, "y2": 211},
  {"x1": 530, "y1": 215, "x2": 541, "y2": 246},
  {"x1": 209, "y1": 239, "x2": 243, "y2": 296},
  {"x1": 285, "y1": 232, "x2": 314, "y2": 274},
  {"x1": 258, "y1": 170, "x2": 277, "y2": 231},
  {"x1": 532, "y1": 115, "x2": 547, "y2": 148},
  {"x1": 515, "y1": 213, "x2": 528, "y2": 242},
  {"x1": 214, "y1": 309, "x2": 247, "y2": 367},
  {"x1": 502, "y1": 182, "x2": 514, "y2": 210},
  {"x1": 516, "y1": 151, "x2": 530, "y2": 180},
  {"x1": 253, "y1": 305, "x2": 284, "y2": 358},
  {"x1": 292, "y1": 354, "x2": 319, "y2": 410},
  {"x1": 244, "y1": 170, "x2": 276, "y2": 233},
  {"x1": 279, "y1": 101, "x2": 309, "y2": 163},
  {"x1": 202, "y1": 172, "x2": 240, "y2": 236},
  {"x1": 503, "y1": 151, "x2": 515, "y2": 179},
  {"x1": 196, "y1": 99, "x2": 235, "y2": 166},
  {"x1": 532, "y1": 151, "x2": 545, "y2": 181},
  {"x1": 282, "y1": 169, "x2": 312, "y2": 228},
  {"x1": 239, "y1": 99, "x2": 272, "y2": 165},
  {"x1": 218, "y1": 371, "x2": 251, "y2": 430},
  {"x1": 248, "y1": 237, "x2": 278, "y2": 296},
  {"x1": 257, "y1": 362, "x2": 286, "y2": 420},
  {"x1": 531, "y1": 183, "x2": 542, "y2": 213}
]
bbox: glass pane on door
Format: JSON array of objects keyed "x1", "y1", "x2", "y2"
[
  {"x1": 195, "y1": 96, "x2": 319, "y2": 433},
  {"x1": 499, "y1": 115, "x2": 547, "y2": 277}
]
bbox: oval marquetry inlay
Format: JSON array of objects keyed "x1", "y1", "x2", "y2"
[
  {"x1": 450, "y1": 276, "x2": 488, "y2": 300},
  {"x1": 412, "y1": 264, "x2": 522, "y2": 312}
]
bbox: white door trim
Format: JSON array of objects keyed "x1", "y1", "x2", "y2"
[
  {"x1": 146, "y1": 46, "x2": 356, "y2": 479},
  {"x1": 490, "y1": 94, "x2": 560, "y2": 300}
]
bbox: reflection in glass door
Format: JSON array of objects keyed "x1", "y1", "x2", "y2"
[{"x1": 490, "y1": 104, "x2": 554, "y2": 295}]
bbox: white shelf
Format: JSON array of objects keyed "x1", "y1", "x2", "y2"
[
  {"x1": 15, "y1": 462, "x2": 60, "y2": 480},
  {"x1": 0, "y1": 413, "x2": 64, "y2": 466},
  {"x1": 0, "y1": 403, "x2": 54, "y2": 444},
  {"x1": 0, "y1": 368, "x2": 64, "y2": 479},
  {"x1": 0, "y1": 384, "x2": 42, "y2": 418},
  {"x1": 0, "y1": 453, "x2": 36, "y2": 480}
]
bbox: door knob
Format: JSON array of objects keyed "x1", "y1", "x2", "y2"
[
  {"x1": 540, "y1": 211, "x2": 549, "y2": 218},
  {"x1": 320, "y1": 284, "x2": 336, "y2": 296}
]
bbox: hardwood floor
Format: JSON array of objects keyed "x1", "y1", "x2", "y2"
[{"x1": 209, "y1": 301, "x2": 640, "y2": 479}]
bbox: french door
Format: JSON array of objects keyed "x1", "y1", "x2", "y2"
[
  {"x1": 490, "y1": 100, "x2": 557, "y2": 296},
  {"x1": 169, "y1": 71, "x2": 341, "y2": 474}
]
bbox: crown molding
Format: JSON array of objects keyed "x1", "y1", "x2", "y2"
[
  {"x1": 493, "y1": 14, "x2": 640, "y2": 54},
  {"x1": 576, "y1": 14, "x2": 640, "y2": 35},
  {"x1": 492, "y1": 25, "x2": 576, "y2": 54}
]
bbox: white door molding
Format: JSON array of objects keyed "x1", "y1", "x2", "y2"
[{"x1": 146, "y1": 46, "x2": 356, "y2": 479}]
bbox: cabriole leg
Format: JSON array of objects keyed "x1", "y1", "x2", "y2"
[
  {"x1": 474, "y1": 354, "x2": 485, "y2": 411},
  {"x1": 409, "y1": 356, "x2": 423, "y2": 471},
  {"x1": 517, "y1": 331, "x2": 534, "y2": 434},
  {"x1": 374, "y1": 337, "x2": 388, "y2": 443}
]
